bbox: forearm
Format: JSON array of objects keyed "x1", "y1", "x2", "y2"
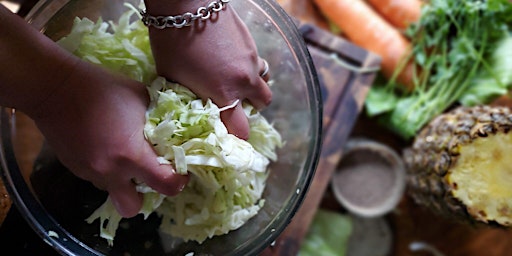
[{"x1": 0, "y1": 5, "x2": 79, "y2": 116}]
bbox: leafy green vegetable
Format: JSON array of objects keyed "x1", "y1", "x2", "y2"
[
  {"x1": 299, "y1": 209, "x2": 353, "y2": 256},
  {"x1": 459, "y1": 36, "x2": 512, "y2": 105},
  {"x1": 57, "y1": 3, "x2": 156, "y2": 84},
  {"x1": 58, "y1": 4, "x2": 283, "y2": 245},
  {"x1": 365, "y1": 0, "x2": 512, "y2": 139}
]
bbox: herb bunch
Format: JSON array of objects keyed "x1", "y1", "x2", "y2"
[{"x1": 366, "y1": 0, "x2": 512, "y2": 139}]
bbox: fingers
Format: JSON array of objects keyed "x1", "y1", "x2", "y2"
[
  {"x1": 109, "y1": 143, "x2": 189, "y2": 218},
  {"x1": 215, "y1": 57, "x2": 272, "y2": 139},
  {"x1": 247, "y1": 58, "x2": 273, "y2": 110},
  {"x1": 247, "y1": 77, "x2": 273, "y2": 110},
  {"x1": 138, "y1": 143, "x2": 190, "y2": 196},
  {"x1": 107, "y1": 58, "x2": 271, "y2": 217},
  {"x1": 109, "y1": 180, "x2": 143, "y2": 218},
  {"x1": 221, "y1": 101, "x2": 251, "y2": 140},
  {"x1": 141, "y1": 164, "x2": 190, "y2": 196}
]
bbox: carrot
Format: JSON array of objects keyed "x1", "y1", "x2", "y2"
[
  {"x1": 313, "y1": 0, "x2": 415, "y2": 89},
  {"x1": 366, "y1": 0, "x2": 422, "y2": 30}
]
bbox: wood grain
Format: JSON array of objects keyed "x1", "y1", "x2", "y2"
[
  {"x1": 268, "y1": 1, "x2": 512, "y2": 256},
  {"x1": 261, "y1": 22, "x2": 381, "y2": 256}
]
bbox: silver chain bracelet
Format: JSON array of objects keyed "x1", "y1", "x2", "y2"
[{"x1": 140, "y1": 0, "x2": 231, "y2": 29}]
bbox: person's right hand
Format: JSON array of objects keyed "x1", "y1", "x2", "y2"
[
  {"x1": 144, "y1": 0, "x2": 272, "y2": 140},
  {"x1": 28, "y1": 60, "x2": 189, "y2": 218}
]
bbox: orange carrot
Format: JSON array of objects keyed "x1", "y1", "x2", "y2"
[
  {"x1": 313, "y1": 0, "x2": 415, "y2": 89},
  {"x1": 367, "y1": 0, "x2": 422, "y2": 30}
]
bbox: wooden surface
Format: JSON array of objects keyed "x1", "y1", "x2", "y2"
[
  {"x1": 267, "y1": 1, "x2": 512, "y2": 256},
  {"x1": 261, "y1": 19, "x2": 381, "y2": 256},
  {"x1": 5, "y1": 1, "x2": 512, "y2": 255}
]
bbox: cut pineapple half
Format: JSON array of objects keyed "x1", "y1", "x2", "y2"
[
  {"x1": 448, "y1": 132, "x2": 512, "y2": 225},
  {"x1": 404, "y1": 105, "x2": 512, "y2": 226}
]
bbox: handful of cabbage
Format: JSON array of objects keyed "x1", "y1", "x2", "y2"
[{"x1": 57, "y1": 4, "x2": 282, "y2": 245}]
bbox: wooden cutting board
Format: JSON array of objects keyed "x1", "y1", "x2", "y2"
[
  {"x1": 269, "y1": 2, "x2": 512, "y2": 256},
  {"x1": 261, "y1": 16, "x2": 381, "y2": 256}
]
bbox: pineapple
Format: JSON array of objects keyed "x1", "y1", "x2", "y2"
[{"x1": 404, "y1": 105, "x2": 512, "y2": 226}]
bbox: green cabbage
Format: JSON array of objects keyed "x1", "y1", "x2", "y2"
[
  {"x1": 57, "y1": 3, "x2": 282, "y2": 245},
  {"x1": 57, "y1": 3, "x2": 156, "y2": 84}
]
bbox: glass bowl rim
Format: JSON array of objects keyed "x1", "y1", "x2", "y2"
[{"x1": 0, "y1": 0, "x2": 323, "y2": 255}]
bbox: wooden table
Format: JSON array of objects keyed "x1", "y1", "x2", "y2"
[
  {"x1": 4, "y1": 1, "x2": 512, "y2": 255},
  {"x1": 264, "y1": 1, "x2": 512, "y2": 256}
]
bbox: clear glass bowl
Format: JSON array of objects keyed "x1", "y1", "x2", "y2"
[{"x1": 0, "y1": 0, "x2": 322, "y2": 255}]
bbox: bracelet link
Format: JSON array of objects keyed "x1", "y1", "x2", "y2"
[
  {"x1": 141, "y1": 0, "x2": 231, "y2": 29},
  {"x1": 209, "y1": 1, "x2": 223, "y2": 12},
  {"x1": 197, "y1": 7, "x2": 211, "y2": 21}
]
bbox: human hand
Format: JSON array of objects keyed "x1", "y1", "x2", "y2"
[
  {"x1": 28, "y1": 61, "x2": 189, "y2": 218},
  {"x1": 0, "y1": 3, "x2": 188, "y2": 218},
  {"x1": 144, "y1": 0, "x2": 272, "y2": 140}
]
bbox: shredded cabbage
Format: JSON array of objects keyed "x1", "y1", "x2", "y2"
[
  {"x1": 57, "y1": 3, "x2": 283, "y2": 245},
  {"x1": 57, "y1": 3, "x2": 156, "y2": 84}
]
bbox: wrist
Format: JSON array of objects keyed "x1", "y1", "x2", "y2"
[
  {"x1": 143, "y1": 0, "x2": 211, "y2": 16},
  {"x1": 141, "y1": 0, "x2": 230, "y2": 29},
  {"x1": 0, "y1": 6, "x2": 81, "y2": 116}
]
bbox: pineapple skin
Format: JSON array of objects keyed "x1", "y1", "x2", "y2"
[{"x1": 403, "y1": 105, "x2": 512, "y2": 226}]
